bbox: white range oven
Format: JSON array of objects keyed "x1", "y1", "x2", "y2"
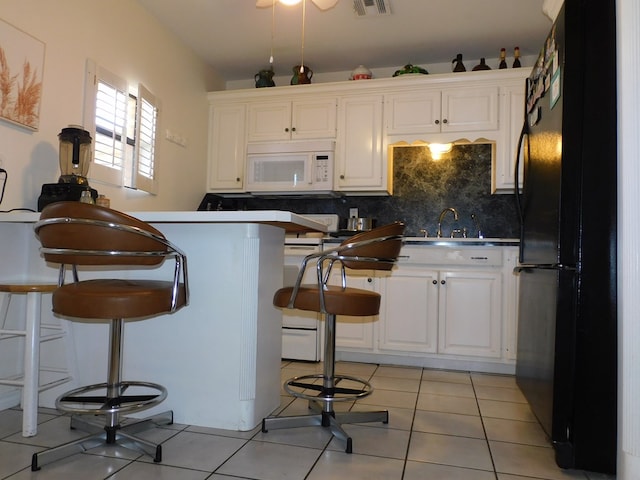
[{"x1": 282, "y1": 214, "x2": 339, "y2": 361}]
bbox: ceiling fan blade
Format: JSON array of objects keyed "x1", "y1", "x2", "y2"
[
  {"x1": 256, "y1": 0, "x2": 339, "y2": 9},
  {"x1": 311, "y1": 0, "x2": 339, "y2": 10}
]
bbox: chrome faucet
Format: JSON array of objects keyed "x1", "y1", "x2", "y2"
[
  {"x1": 471, "y1": 213, "x2": 484, "y2": 239},
  {"x1": 437, "y1": 207, "x2": 460, "y2": 238}
]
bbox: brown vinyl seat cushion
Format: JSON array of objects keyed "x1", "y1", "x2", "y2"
[
  {"x1": 273, "y1": 285, "x2": 381, "y2": 317},
  {"x1": 53, "y1": 279, "x2": 188, "y2": 321}
]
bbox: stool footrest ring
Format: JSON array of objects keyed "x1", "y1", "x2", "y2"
[
  {"x1": 284, "y1": 373, "x2": 374, "y2": 403},
  {"x1": 56, "y1": 381, "x2": 167, "y2": 416}
]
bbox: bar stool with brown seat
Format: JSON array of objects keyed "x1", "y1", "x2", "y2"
[
  {"x1": 262, "y1": 222, "x2": 405, "y2": 453},
  {"x1": 30, "y1": 201, "x2": 189, "y2": 471}
]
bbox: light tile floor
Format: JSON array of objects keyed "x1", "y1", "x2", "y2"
[{"x1": 0, "y1": 361, "x2": 616, "y2": 479}]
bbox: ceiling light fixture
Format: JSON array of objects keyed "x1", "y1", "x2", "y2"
[{"x1": 256, "y1": 0, "x2": 338, "y2": 11}]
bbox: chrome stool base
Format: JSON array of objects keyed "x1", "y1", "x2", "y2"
[
  {"x1": 262, "y1": 402, "x2": 387, "y2": 453},
  {"x1": 31, "y1": 319, "x2": 172, "y2": 471},
  {"x1": 262, "y1": 373, "x2": 388, "y2": 453},
  {"x1": 262, "y1": 311, "x2": 389, "y2": 453},
  {"x1": 283, "y1": 373, "x2": 374, "y2": 402},
  {"x1": 56, "y1": 380, "x2": 168, "y2": 415},
  {"x1": 31, "y1": 410, "x2": 173, "y2": 471}
]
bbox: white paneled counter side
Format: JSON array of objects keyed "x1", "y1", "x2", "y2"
[
  {"x1": 0, "y1": 211, "x2": 325, "y2": 431},
  {"x1": 332, "y1": 241, "x2": 520, "y2": 374},
  {"x1": 207, "y1": 69, "x2": 529, "y2": 196}
]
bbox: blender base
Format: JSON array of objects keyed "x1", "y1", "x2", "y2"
[{"x1": 37, "y1": 184, "x2": 98, "y2": 212}]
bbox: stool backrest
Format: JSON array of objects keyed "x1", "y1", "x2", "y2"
[
  {"x1": 35, "y1": 202, "x2": 171, "y2": 266},
  {"x1": 338, "y1": 222, "x2": 405, "y2": 271}
]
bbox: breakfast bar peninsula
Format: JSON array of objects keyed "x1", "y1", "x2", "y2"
[{"x1": 0, "y1": 210, "x2": 325, "y2": 431}]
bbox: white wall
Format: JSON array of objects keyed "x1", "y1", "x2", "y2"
[
  {"x1": 0, "y1": 0, "x2": 224, "y2": 212},
  {"x1": 617, "y1": 1, "x2": 640, "y2": 478}
]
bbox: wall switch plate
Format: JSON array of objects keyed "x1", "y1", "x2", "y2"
[{"x1": 349, "y1": 208, "x2": 358, "y2": 218}]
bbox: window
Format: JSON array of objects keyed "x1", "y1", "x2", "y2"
[{"x1": 84, "y1": 60, "x2": 159, "y2": 194}]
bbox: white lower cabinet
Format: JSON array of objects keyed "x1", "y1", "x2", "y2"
[
  {"x1": 332, "y1": 269, "x2": 376, "y2": 350},
  {"x1": 379, "y1": 267, "x2": 438, "y2": 353},
  {"x1": 437, "y1": 270, "x2": 502, "y2": 358},
  {"x1": 334, "y1": 245, "x2": 519, "y2": 373}
]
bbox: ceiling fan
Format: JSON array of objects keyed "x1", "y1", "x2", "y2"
[{"x1": 256, "y1": 0, "x2": 339, "y2": 11}]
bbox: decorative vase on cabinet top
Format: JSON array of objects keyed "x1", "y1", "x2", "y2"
[
  {"x1": 255, "y1": 68, "x2": 275, "y2": 88},
  {"x1": 351, "y1": 64, "x2": 372, "y2": 80},
  {"x1": 291, "y1": 65, "x2": 313, "y2": 85}
]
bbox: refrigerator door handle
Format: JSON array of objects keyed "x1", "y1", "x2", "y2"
[{"x1": 514, "y1": 264, "x2": 577, "y2": 273}]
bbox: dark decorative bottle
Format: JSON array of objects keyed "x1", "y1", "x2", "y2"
[
  {"x1": 452, "y1": 54, "x2": 466, "y2": 72},
  {"x1": 499, "y1": 48, "x2": 507, "y2": 69},
  {"x1": 513, "y1": 47, "x2": 522, "y2": 68},
  {"x1": 472, "y1": 58, "x2": 491, "y2": 71}
]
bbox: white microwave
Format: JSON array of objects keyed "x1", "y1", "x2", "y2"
[{"x1": 246, "y1": 140, "x2": 335, "y2": 195}]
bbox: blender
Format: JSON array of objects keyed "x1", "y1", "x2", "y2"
[{"x1": 37, "y1": 126, "x2": 98, "y2": 211}]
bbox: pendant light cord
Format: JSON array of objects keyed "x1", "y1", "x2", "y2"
[
  {"x1": 300, "y1": 0, "x2": 306, "y2": 72},
  {"x1": 269, "y1": 0, "x2": 275, "y2": 65}
]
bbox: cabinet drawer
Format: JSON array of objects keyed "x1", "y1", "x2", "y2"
[{"x1": 398, "y1": 246, "x2": 502, "y2": 266}]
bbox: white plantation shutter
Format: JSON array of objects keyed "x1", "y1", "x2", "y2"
[
  {"x1": 133, "y1": 84, "x2": 159, "y2": 194},
  {"x1": 84, "y1": 61, "x2": 160, "y2": 194},
  {"x1": 85, "y1": 63, "x2": 127, "y2": 186}
]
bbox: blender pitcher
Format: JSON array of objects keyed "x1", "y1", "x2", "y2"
[{"x1": 58, "y1": 126, "x2": 92, "y2": 184}]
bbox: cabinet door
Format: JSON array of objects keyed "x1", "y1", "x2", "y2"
[
  {"x1": 335, "y1": 95, "x2": 386, "y2": 192},
  {"x1": 207, "y1": 104, "x2": 246, "y2": 191},
  {"x1": 247, "y1": 102, "x2": 291, "y2": 142},
  {"x1": 385, "y1": 90, "x2": 441, "y2": 135},
  {"x1": 332, "y1": 269, "x2": 376, "y2": 351},
  {"x1": 493, "y1": 82, "x2": 525, "y2": 193},
  {"x1": 503, "y1": 249, "x2": 520, "y2": 361},
  {"x1": 379, "y1": 267, "x2": 438, "y2": 353},
  {"x1": 441, "y1": 86, "x2": 499, "y2": 132},
  {"x1": 291, "y1": 98, "x2": 337, "y2": 139},
  {"x1": 438, "y1": 270, "x2": 502, "y2": 358}
]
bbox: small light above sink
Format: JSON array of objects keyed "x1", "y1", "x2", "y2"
[{"x1": 427, "y1": 142, "x2": 453, "y2": 160}]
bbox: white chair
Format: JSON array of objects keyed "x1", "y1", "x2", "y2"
[{"x1": 0, "y1": 283, "x2": 72, "y2": 437}]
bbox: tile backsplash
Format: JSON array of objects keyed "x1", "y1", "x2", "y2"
[{"x1": 202, "y1": 144, "x2": 519, "y2": 239}]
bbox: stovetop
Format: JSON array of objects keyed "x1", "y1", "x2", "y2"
[{"x1": 284, "y1": 214, "x2": 339, "y2": 245}]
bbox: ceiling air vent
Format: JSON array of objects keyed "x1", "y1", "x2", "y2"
[{"x1": 353, "y1": 0, "x2": 391, "y2": 17}]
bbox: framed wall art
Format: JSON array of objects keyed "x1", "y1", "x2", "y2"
[{"x1": 0, "y1": 18, "x2": 45, "y2": 131}]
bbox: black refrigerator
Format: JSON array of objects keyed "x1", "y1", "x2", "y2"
[{"x1": 514, "y1": 0, "x2": 617, "y2": 475}]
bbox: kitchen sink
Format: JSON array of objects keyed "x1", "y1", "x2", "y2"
[{"x1": 402, "y1": 237, "x2": 518, "y2": 246}]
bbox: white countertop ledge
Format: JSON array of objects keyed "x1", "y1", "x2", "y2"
[{"x1": 0, "y1": 210, "x2": 327, "y2": 233}]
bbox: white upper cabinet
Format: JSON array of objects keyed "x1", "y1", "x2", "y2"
[
  {"x1": 247, "y1": 98, "x2": 337, "y2": 142},
  {"x1": 207, "y1": 103, "x2": 246, "y2": 192},
  {"x1": 385, "y1": 90, "x2": 441, "y2": 135},
  {"x1": 385, "y1": 86, "x2": 499, "y2": 136},
  {"x1": 335, "y1": 94, "x2": 389, "y2": 193},
  {"x1": 442, "y1": 86, "x2": 499, "y2": 132},
  {"x1": 492, "y1": 79, "x2": 527, "y2": 193}
]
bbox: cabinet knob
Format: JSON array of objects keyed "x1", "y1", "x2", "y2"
[
  {"x1": 367, "y1": 278, "x2": 373, "y2": 283},
  {"x1": 340, "y1": 174, "x2": 345, "y2": 180},
  {"x1": 284, "y1": 127, "x2": 289, "y2": 132},
  {"x1": 443, "y1": 119, "x2": 448, "y2": 124},
  {"x1": 441, "y1": 279, "x2": 446, "y2": 285},
  {"x1": 432, "y1": 280, "x2": 437, "y2": 285},
  {"x1": 435, "y1": 119, "x2": 440, "y2": 125},
  {"x1": 291, "y1": 127, "x2": 296, "y2": 132},
  {"x1": 236, "y1": 177, "x2": 241, "y2": 182}
]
